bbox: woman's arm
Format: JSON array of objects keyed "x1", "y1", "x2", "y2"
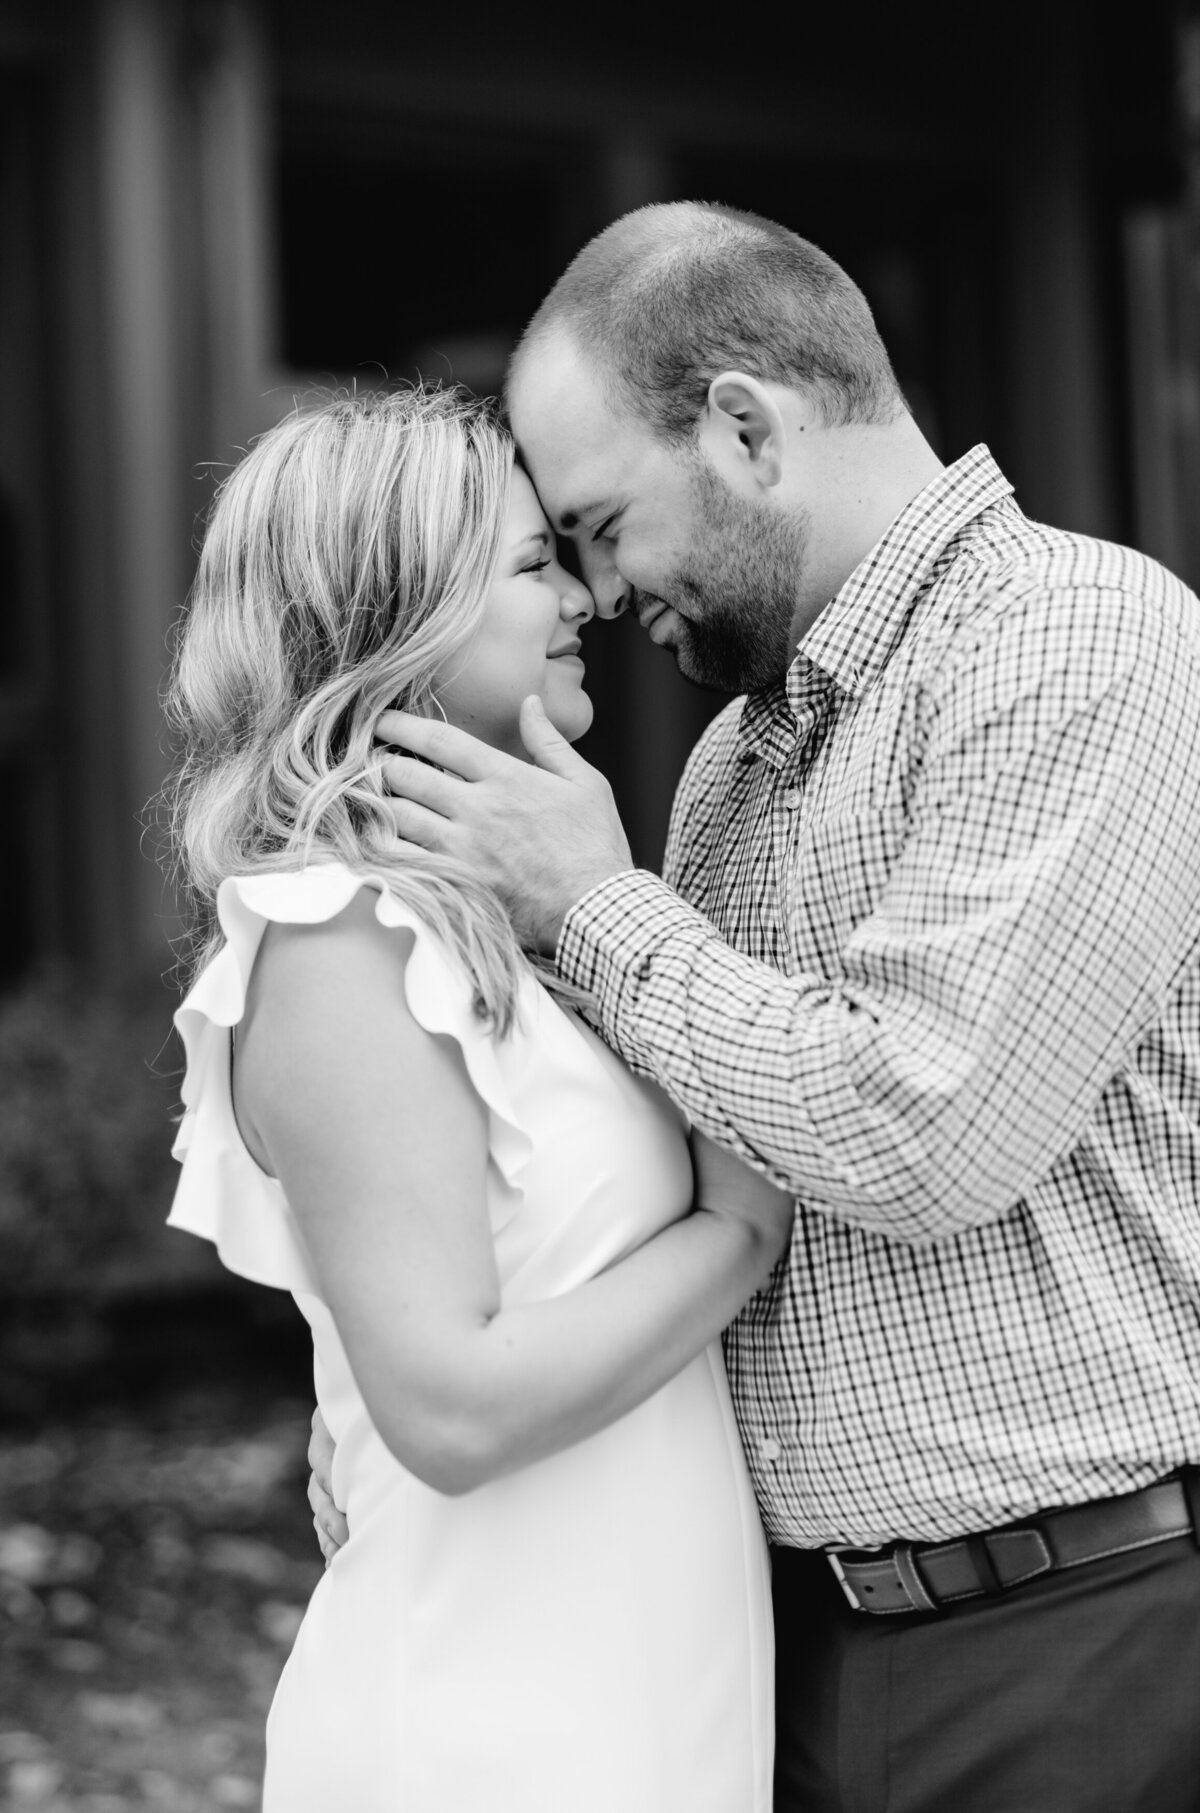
[{"x1": 236, "y1": 891, "x2": 792, "y2": 1496}]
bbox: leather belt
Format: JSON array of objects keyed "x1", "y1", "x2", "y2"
[{"x1": 827, "y1": 1475, "x2": 1198, "y2": 1615}]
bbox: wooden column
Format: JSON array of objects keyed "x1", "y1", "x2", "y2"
[
  {"x1": 1002, "y1": 19, "x2": 1121, "y2": 539},
  {"x1": 57, "y1": 0, "x2": 192, "y2": 975},
  {"x1": 1123, "y1": 12, "x2": 1200, "y2": 591},
  {"x1": 61, "y1": 0, "x2": 279, "y2": 977}
]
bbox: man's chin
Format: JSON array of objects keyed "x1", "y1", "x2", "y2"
[
  {"x1": 669, "y1": 631, "x2": 748, "y2": 696},
  {"x1": 643, "y1": 596, "x2": 777, "y2": 694}
]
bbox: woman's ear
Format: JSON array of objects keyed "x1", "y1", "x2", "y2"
[{"x1": 699, "y1": 372, "x2": 787, "y2": 491}]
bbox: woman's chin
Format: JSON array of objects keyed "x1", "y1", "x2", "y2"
[{"x1": 551, "y1": 696, "x2": 594, "y2": 743}]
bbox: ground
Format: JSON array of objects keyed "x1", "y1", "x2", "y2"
[{"x1": 0, "y1": 1383, "x2": 323, "y2": 1812}]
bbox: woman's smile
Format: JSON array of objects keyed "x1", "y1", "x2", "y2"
[{"x1": 432, "y1": 467, "x2": 595, "y2": 759}]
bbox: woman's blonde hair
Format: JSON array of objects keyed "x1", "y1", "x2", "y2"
[{"x1": 164, "y1": 385, "x2": 552, "y2": 1033}]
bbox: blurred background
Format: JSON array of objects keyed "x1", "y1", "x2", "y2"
[{"x1": 1, "y1": 0, "x2": 1199, "y2": 1804}]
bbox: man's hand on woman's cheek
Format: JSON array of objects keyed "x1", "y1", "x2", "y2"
[{"x1": 374, "y1": 698, "x2": 634, "y2": 954}]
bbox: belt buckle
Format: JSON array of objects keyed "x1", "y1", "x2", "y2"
[{"x1": 826, "y1": 1550, "x2": 865, "y2": 1612}]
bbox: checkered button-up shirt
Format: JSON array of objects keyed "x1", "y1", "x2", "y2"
[{"x1": 558, "y1": 445, "x2": 1200, "y2": 1548}]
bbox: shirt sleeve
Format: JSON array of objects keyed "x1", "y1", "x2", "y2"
[{"x1": 557, "y1": 576, "x2": 1200, "y2": 1242}]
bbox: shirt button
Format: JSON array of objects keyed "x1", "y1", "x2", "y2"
[
  {"x1": 781, "y1": 788, "x2": 802, "y2": 811},
  {"x1": 759, "y1": 1436, "x2": 782, "y2": 1462}
]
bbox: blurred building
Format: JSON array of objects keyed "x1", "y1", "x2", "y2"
[{"x1": 1, "y1": 0, "x2": 1198, "y2": 991}]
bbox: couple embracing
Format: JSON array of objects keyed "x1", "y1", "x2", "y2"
[{"x1": 165, "y1": 203, "x2": 1200, "y2": 1812}]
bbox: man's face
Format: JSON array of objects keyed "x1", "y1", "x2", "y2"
[{"x1": 509, "y1": 335, "x2": 806, "y2": 694}]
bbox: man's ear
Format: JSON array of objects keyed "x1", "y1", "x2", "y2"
[{"x1": 698, "y1": 372, "x2": 787, "y2": 490}]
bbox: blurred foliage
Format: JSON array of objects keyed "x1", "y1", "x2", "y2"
[
  {"x1": 0, "y1": 1383, "x2": 321, "y2": 1808},
  {"x1": 0, "y1": 967, "x2": 198, "y2": 1298}
]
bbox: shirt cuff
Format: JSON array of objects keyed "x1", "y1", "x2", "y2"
[{"x1": 557, "y1": 868, "x2": 701, "y2": 1049}]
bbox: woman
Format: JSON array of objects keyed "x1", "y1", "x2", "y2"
[{"x1": 164, "y1": 387, "x2": 789, "y2": 1811}]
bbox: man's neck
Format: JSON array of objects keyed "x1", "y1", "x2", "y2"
[{"x1": 788, "y1": 415, "x2": 944, "y2": 650}]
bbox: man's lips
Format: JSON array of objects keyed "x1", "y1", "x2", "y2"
[{"x1": 637, "y1": 601, "x2": 682, "y2": 647}]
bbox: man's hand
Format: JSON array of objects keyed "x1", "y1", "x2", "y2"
[
  {"x1": 307, "y1": 1407, "x2": 348, "y2": 1565},
  {"x1": 375, "y1": 696, "x2": 634, "y2": 953}
]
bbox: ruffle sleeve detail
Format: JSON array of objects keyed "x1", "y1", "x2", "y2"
[{"x1": 167, "y1": 864, "x2": 534, "y2": 1298}]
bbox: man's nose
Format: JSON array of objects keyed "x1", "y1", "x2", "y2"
[
  {"x1": 592, "y1": 585, "x2": 630, "y2": 621},
  {"x1": 576, "y1": 543, "x2": 629, "y2": 619}
]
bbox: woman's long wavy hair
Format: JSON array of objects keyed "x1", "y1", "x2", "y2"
[{"x1": 163, "y1": 385, "x2": 555, "y2": 1034}]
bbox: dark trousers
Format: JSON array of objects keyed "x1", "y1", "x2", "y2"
[{"x1": 772, "y1": 1535, "x2": 1200, "y2": 1813}]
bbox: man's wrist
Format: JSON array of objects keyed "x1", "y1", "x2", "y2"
[
  {"x1": 529, "y1": 866, "x2": 619, "y2": 955},
  {"x1": 553, "y1": 867, "x2": 646, "y2": 973},
  {"x1": 556, "y1": 866, "x2": 695, "y2": 975}
]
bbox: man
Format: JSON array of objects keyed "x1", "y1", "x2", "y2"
[{"x1": 314, "y1": 203, "x2": 1200, "y2": 1809}]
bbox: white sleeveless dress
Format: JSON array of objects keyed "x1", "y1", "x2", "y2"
[{"x1": 168, "y1": 864, "x2": 773, "y2": 1812}]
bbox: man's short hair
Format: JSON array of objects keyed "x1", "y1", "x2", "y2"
[{"x1": 510, "y1": 201, "x2": 905, "y2": 442}]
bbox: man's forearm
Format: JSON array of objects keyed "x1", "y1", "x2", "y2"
[{"x1": 554, "y1": 859, "x2": 1174, "y2": 1245}]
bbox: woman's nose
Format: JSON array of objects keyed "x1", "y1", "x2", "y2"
[{"x1": 561, "y1": 573, "x2": 596, "y2": 625}]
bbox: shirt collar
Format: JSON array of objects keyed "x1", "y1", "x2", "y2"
[{"x1": 737, "y1": 445, "x2": 1015, "y2": 767}]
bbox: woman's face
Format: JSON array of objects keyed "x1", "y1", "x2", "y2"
[{"x1": 433, "y1": 467, "x2": 595, "y2": 758}]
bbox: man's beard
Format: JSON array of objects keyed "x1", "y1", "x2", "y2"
[{"x1": 650, "y1": 460, "x2": 809, "y2": 694}]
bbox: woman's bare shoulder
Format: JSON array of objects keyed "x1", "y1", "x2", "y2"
[
  {"x1": 248, "y1": 883, "x2": 416, "y2": 1015},
  {"x1": 233, "y1": 884, "x2": 438, "y2": 1168}
]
